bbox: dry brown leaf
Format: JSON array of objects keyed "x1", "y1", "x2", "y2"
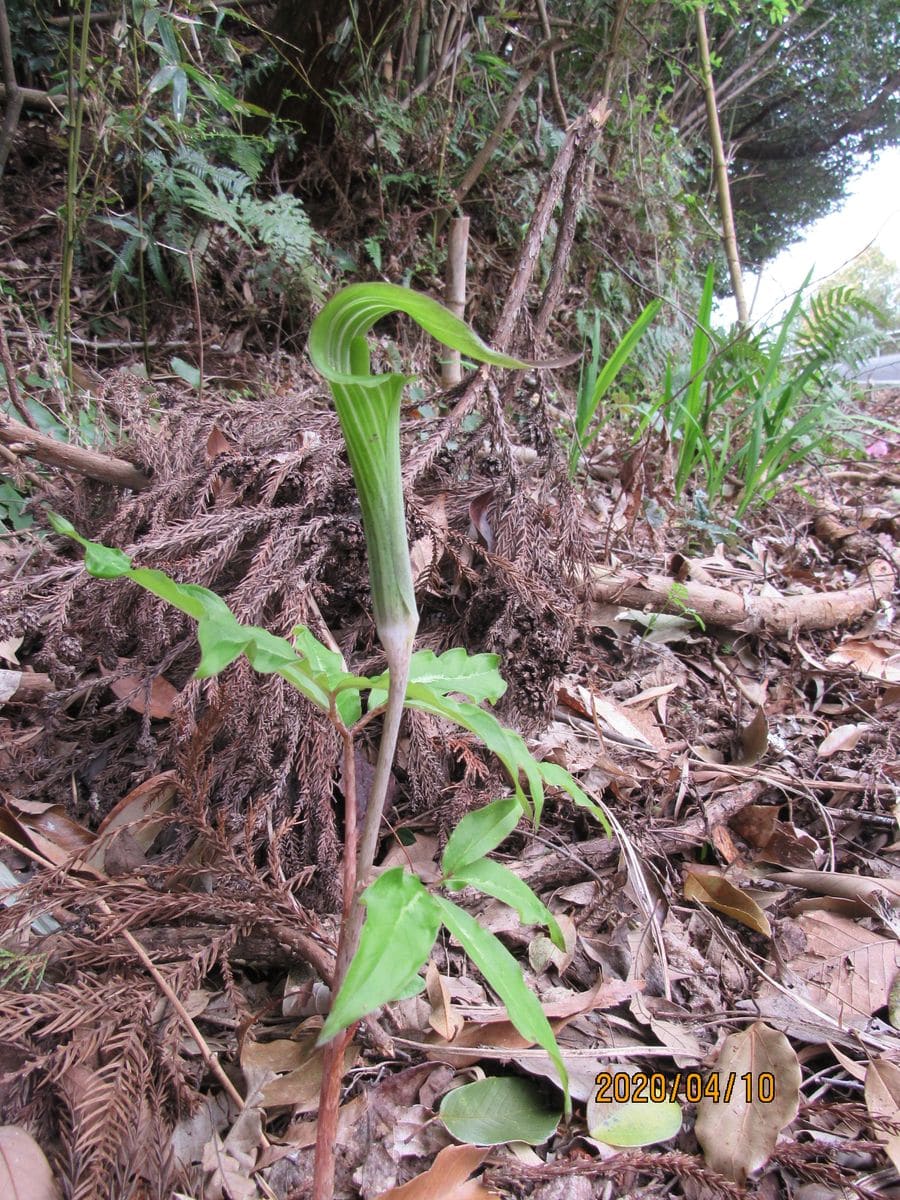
[
  {"x1": 794, "y1": 911, "x2": 900, "y2": 1026},
  {"x1": 0, "y1": 795, "x2": 103, "y2": 876},
  {"x1": 374, "y1": 1143, "x2": 495, "y2": 1200},
  {"x1": 865, "y1": 1058, "x2": 900, "y2": 1171},
  {"x1": 206, "y1": 424, "x2": 236, "y2": 459},
  {"x1": 426, "y1": 962, "x2": 464, "y2": 1041},
  {"x1": 817, "y1": 723, "x2": 872, "y2": 757},
  {"x1": 736, "y1": 706, "x2": 768, "y2": 766},
  {"x1": 559, "y1": 685, "x2": 659, "y2": 748},
  {"x1": 826, "y1": 639, "x2": 900, "y2": 684},
  {"x1": 0, "y1": 1126, "x2": 60, "y2": 1200},
  {"x1": 528, "y1": 914, "x2": 576, "y2": 975},
  {"x1": 82, "y1": 772, "x2": 179, "y2": 871},
  {"x1": 272, "y1": 1095, "x2": 368, "y2": 1156},
  {"x1": 771, "y1": 870, "x2": 900, "y2": 910},
  {"x1": 630, "y1": 993, "x2": 706, "y2": 1067},
  {"x1": 695, "y1": 1022, "x2": 800, "y2": 1184},
  {"x1": 109, "y1": 672, "x2": 179, "y2": 719},
  {"x1": 257, "y1": 1040, "x2": 358, "y2": 1111},
  {"x1": 409, "y1": 532, "x2": 435, "y2": 579},
  {"x1": 684, "y1": 865, "x2": 772, "y2": 937},
  {"x1": 827, "y1": 1043, "x2": 868, "y2": 1082},
  {"x1": 730, "y1": 806, "x2": 820, "y2": 869}
]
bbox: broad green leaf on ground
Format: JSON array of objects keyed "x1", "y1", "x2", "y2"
[
  {"x1": 319, "y1": 869, "x2": 441, "y2": 1042},
  {"x1": 445, "y1": 857, "x2": 564, "y2": 950},
  {"x1": 695, "y1": 1022, "x2": 801, "y2": 1184},
  {"x1": 368, "y1": 647, "x2": 507, "y2": 709},
  {"x1": 684, "y1": 865, "x2": 772, "y2": 937},
  {"x1": 865, "y1": 1057, "x2": 900, "y2": 1172},
  {"x1": 433, "y1": 896, "x2": 569, "y2": 1110},
  {"x1": 587, "y1": 1063, "x2": 682, "y2": 1147},
  {"x1": 407, "y1": 684, "x2": 543, "y2": 820},
  {"x1": 0, "y1": 1124, "x2": 60, "y2": 1199},
  {"x1": 441, "y1": 798, "x2": 522, "y2": 878},
  {"x1": 439, "y1": 1077, "x2": 560, "y2": 1146},
  {"x1": 373, "y1": 1144, "x2": 495, "y2": 1200}
]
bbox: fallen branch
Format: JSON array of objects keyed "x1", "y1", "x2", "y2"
[
  {"x1": 0, "y1": 82, "x2": 64, "y2": 113},
  {"x1": 0, "y1": 669, "x2": 54, "y2": 704},
  {"x1": 584, "y1": 558, "x2": 895, "y2": 635},
  {"x1": 0, "y1": 412, "x2": 151, "y2": 490}
]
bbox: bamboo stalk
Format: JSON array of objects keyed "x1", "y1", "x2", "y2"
[
  {"x1": 441, "y1": 216, "x2": 470, "y2": 386},
  {"x1": 696, "y1": 5, "x2": 748, "y2": 324}
]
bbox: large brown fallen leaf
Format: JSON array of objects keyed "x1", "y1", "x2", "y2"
[
  {"x1": 865, "y1": 1058, "x2": 900, "y2": 1172},
  {"x1": 684, "y1": 865, "x2": 772, "y2": 937},
  {"x1": 826, "y1": 638, "x2": 900, "y2": 684},
  {"x1": 695, "y1": 1022, "x2": 800, "y2": 1184},
  {"x1": 374, "y1": 1144, "x2": 495, "y2": 1200},
  {"x1": 770, "y1": 870, "x2": 900, "y2": 912},
  {"x1": 768, "y1": 911, "x2": 900, "y2": 1030},
  {"x1": 0, "y1": 1126, "x2": 60, "y2": 1200}
]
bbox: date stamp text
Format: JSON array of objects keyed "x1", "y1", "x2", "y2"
[{"x1": 594, "y1": 1071, "x2": 776, "y2": 1105}]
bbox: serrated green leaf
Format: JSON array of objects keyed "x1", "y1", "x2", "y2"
[
  {"x1": 433, "y1": 896, "x2": 569, "y2": 1112},
  {"x1": 407, "y1": 684, "x2": 542, "y2": 821},
  {"x1": 439, "y1": 1076, "x2": 561, "y2": 1146},
  {"x1": 445, "y1": 857, "x2": 564, "y2": 950},
  {"x1": 441, "y1": 797, "x2": 522, "y2": 878},
  {"x1": 539, "y1": 761, "x2": 612, "y2": 836},
  {"x1": 368, "y1": 646, "x2": 507, "y2": 709},
  {"x1": 319, "y1": 868, "x2": 441, "y2": 1043}
]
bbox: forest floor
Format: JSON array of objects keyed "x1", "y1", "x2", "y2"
[{"x1": 1, "y1": 144, "x2": 900, "y2": 1200}]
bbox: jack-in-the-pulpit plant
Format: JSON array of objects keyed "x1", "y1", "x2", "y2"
[{"x1": 50, "y1": 282, "x2": 615, "y2": 1198}]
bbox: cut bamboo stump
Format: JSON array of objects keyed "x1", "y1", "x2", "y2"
[{"x1": 442, "y1": 215, "x2": 470, "y2": 386}]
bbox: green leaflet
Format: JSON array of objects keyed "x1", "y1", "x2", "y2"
[
  {"x1": 441, "y1": 797, "x2": 522, "y2": 878},
  {"x1": 48, "y1": 515, "x2": 355, "y2": 716},
  {"x1": 319, "y1": 868, "x2": 440, "y2": 1042},
  {"x1": 434, "y1": 895, "x2": 570, "y2": 1113},
  {"x1": 570, "y1": 298, "x2": 662, "y2": 477},
  {"x1": 539, "y1": 761, "x2": 612, "y2": 836},
  {"x1": 367, "y1": 646, "x2": 507, "y2": 710},
  {"x1": 406, "y1": 682, "x2": 544, "y2": 821},
  {"x1": 444, "y1": 856, "x2": 564, "y2": 950},
  {"x1": 307, "y1": 283, "x2": 526, "y2": 645}
]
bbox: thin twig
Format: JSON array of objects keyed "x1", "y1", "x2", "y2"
[{"x1": 0, "y1": 313, "x2": 39, "y2": 430}]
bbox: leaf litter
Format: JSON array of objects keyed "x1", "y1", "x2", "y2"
[{"x1": 1, "y1": 337, "x2": 899, "y2": 1197}]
